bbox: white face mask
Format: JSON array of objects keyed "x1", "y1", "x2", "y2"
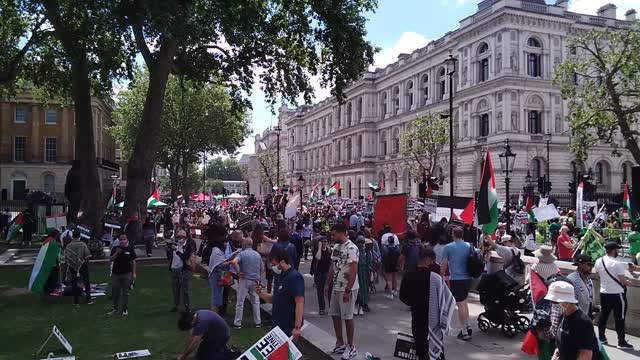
[{"x1": 271, "y1": 265, "x2": 282, "y2": 275}]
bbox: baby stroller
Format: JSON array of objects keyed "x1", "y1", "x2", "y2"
[{"x1": 476, "y1": 270, "x2": 531, "y2": 338}]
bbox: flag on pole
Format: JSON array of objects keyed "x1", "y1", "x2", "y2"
[
  {"x1": 576, "y1": 182, "x2": 584, "y2": 228},
  {"x1": 623, "y1": 182, "x2": 633, "y2": 219},
  {"x1": 367, "y1": 181, "x2": 381, "y2": 192},
  {"x1": 309, "y1": 184, "x2": 319, "y2": 203},
  {"x1": 28, "y1": 235, "x2": 61, "y2": 293},
  {"x1": 525, "y1": 196, "x2": 536, "y2": 223},
  {"x1": 477, "y1": 151, "x2": 499, "y2": 234},
  {"x1": 147, "y1": 189, "x2": 160, "y2": 208},
  {"x1": 326, "y1": 182, "x2": 340, "y2": 197},
  {"x1": 107, "y1": 188, "x2": 116, "y2": 210},
  {"x1": 518, "y1": 190, "x2": 523, "y2": 208},
  {"x1": 4, "y1": 212, "x2": 24, "y2": 241}
]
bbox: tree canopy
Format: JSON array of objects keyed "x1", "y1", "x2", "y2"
[
  {"x1": 554, "y1": 25, "x2": 640, "y2": 164},
  {"x1": 205, "y1": 157, "x2": 244, "y2": 181},
  {"x1": 401, "y1": 113, "x2": 449, "y2": 180}
]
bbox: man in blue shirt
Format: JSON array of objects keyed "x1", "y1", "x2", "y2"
[
  {"x1": 440, "y1": 226, "x2": 472, "y2": 340},
  {"x1": 257, "y1": 247, "x2": 305, "y2": 338},
  {"x1": 177, "y1": 310, "x2": 230, "y2": 360}
]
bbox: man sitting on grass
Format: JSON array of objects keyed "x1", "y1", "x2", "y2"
[{"x1": 177, "y1": 310, "x2": 230, "y2": 360}]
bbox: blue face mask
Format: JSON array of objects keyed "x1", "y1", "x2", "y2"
[{"x1": 271, "y1": 265, "x2": 282, "y2": 275}]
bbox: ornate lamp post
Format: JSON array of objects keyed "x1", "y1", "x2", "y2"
[
  {"x1": 499, "y1": 139, "x2": 517, "y2": 234},
  {"x1": 297, "y1": 174, "x2": 305, "y2": 215},
  {"x1": 274, "y1": 125, "x2": 282, "y2": 190},
  {"x1": 443, "y1": 50, "x2": 458, "y2": 218},
  {"x1": 543, "y1": 129, "x2": 552, "y2": 197}
]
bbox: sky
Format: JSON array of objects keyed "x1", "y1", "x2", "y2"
[{"x1": 236, "y1": 0, "x2": 640, "y2": 157}]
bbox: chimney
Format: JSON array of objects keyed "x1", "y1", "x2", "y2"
[
  {"x1": 597, "y1": 4, "x2": 617, "y2": 19},
  {"x1": 626, "y1": 9, "x2": 637, "y2": 21},
  {"x1": 554, "y1": 0, "x2": 568, "y2": 10}
]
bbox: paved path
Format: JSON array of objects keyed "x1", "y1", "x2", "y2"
[{"x1": 295, "y1": 258, "x2": 640, "y2": 360}]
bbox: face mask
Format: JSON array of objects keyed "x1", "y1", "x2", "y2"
[{"x1": 271, "y1": 265, "x2": 282, "y2": 275}]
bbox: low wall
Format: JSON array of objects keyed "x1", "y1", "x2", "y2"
[{"x1": 488, "y1": 251, "x2": 640, "y2": 336}]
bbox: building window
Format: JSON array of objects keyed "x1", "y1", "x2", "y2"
[
  {"x1": 346, "y1": 102, "x2": 352, "y2": 127},
  {"x1": 357, "y1": 97, "x2": 363, "y2": 122},
  {"x1": 393, "y1": 86, "x2": 400, "y2": 115},
  {"x1": 347, "y1": 139, "x2": 352, "y2": 161},
  {"x1": 43, "y1": 174, "x2": 55, "y2": 193},
  {"x1": 357, "y1": 135, "x2": 362, "y2": 158},
  {"x1": 14, "y1": 136, "x2": 26, "y2": 162},
  {"x1": 528, "y1": 54, "x2": 541, "y2": 77},
  {"x1": 336, "y1": 107, "x2": 341, "y2": 128},
  {"x1": 406, "y1": 81, "x2": 414, "y2": 109},
  {"x1": 421, "y1": 74, "x2": 429, "y2": 105},
  {"x1": 528, "y1": 111, "x2": 542, "y2": 134},
  {"x1": 531, "y1": 158, "x2": 542, "y2": 180},
  {"x1": 15, "y1": 106, "x2": 27, "y2": 123},
  {"x1": 115, "y1": 148, "x2": 122, "y2": 161},
  {"x1": 479, "y1": 114, "x2": 489, "y2": 137},
  {"x1": 528, "y1": 37, "x2": 542, "y2": 48},
  {"x1": 381, "y1": 93, "x2": 387, "y2": 116},
  {"x1": 45, "y1": 137, "x2": 57, "y2": 162},
  {"x1": 45, "y1": 108, "x2": 57, "y2": 124},
  {"x1": 478, "y1": 43, "x2": 488, "y2": 54},
  {"x1": 596, "y1": 162, "x2": 604, "y2": 184},
  {"x1": 479, "y1": 58, "x2": 489, "y2": 82},
  {"x1": 439, "y1": 68, "x2": 446, "y2": 100},
  {"x1": 380, "y1": 133, "x2": 387, "y2": 156},
  {"x1": 336, "y1": 143, "x2": 341, "y2": 163}
]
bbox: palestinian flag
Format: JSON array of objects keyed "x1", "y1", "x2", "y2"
[
  {"x1": 28, "y1": 235, "x2": 61, "y2": 293},
  {"x1": 525, "y1": 196, "x2": 536, "y2": 223},
  {"x1": 477, "y1": 151, "x2": 499, "y2": 234},
  {"x1": 575, "y1": 227, "x2": 605, "y2": 260},
  {"x1": 147, "y1": 189, "x2": 160, "y2": 208},
  {"x1": 326, "y1": 182, "x2": 340, "y2": 197},
  {"x1": 367, "y1": 181, "x2": 381, "y2": 192},
  {"x1": 4, "y1": 212, "x2": 23, "y2": 242},
  {"x1": 623, "y1": 182, "x2": 633, "y2": 219},
  {"x1": 107, "y1": 188, "x2": 116, "y2": 210},
  {"x1": 309, "y1": 184, "x2": 319, "y2": 203}
]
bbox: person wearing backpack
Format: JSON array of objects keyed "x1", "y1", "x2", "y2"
[
  {"x1": 381, "y1": 228, "x2": 400, "y2": 300},
  {"x1": 440, "y1": 226, "x2": 472, "y2": 340},
  {"x1": 399, "y1": 230, "x2": 420, "y2": 273}
]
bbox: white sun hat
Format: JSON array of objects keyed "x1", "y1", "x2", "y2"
[{"x1": 544, "y1": 281, "x2": 578, "y2": 304}]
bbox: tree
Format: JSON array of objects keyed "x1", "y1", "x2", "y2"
[
  {"x1": 1, "y1": 1, "x2": 132, "y2": 240},
  {"x1": 206, "y1": 179, "x2": 225, "y2": 194},
  {"x1": 554, "y1": 26, "x2": 640, "y2": 164},
  {"x1": 205, "y1": 157, "x2": 244, "y2": 181},
  {"x1": 401, "y1": 113, "x2": 449, "y2": 180},
  {"x1": 112, "y1": 69, "x2": 250, "y2": 203},
  {"x1": 119, "y1": 0, "x2": 377, "y2": 217},
  {"x1": 257, "y1": 149, "x2": 284, "y2": 191}
]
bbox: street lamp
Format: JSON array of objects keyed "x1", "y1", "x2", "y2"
[
  {"x1": 297, "y1": 174, "x2": 305, "y2": 215},
  {"x1": 274, "y1": 125, "x2": 282, "y2": 191},
  {"x1": 543, "y1": 129, "x2": 552, "y2": 197},
  {"x1": 524, "y1": 170, "x2": 535, "y2": 200},
  {"x1": 443, "y1": 49, "x2": 458, "y2": 218},
  {"x1": 499, "y1": 139, "x2": 516, "y2": 234}
]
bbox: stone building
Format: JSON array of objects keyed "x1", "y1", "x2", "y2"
[
  {"x1": 0, "y1": 91, "x2": 118, "y2": 201},
  {"x1": 280, "y1": 0, "x2": 637, "y2": 199}
]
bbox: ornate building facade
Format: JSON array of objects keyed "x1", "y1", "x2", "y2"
[{"x1": 280, "y1": 0, "x2": 637, "y2": 199}]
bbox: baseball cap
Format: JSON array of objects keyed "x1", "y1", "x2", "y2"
[
  {"x1": 604, "y1": 241, "x2": 622, "y2": 251},
  {"x1": 573, "y1": 254, "x2": 593, "y2": 265}
]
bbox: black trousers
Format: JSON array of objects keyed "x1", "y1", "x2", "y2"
[
  {"x1": 598, "y1": 292, "x2": 627, "y2": 344},
  {"x1": 71, "y1": 264, "x2": 91, "y2": 304}
]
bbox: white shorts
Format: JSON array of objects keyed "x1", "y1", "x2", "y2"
[{"x1": 329, "y1": 290, "x2": 358, "y2": 320}]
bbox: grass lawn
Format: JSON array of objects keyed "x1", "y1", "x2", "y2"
[{"x1": 0, "y1": 264, "x2": 267, "y2": 359}]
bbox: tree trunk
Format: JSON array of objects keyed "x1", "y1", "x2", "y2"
[
  {"x1": 168, "y1": 163, "x2": 180, "y2": 202},
  {"x1": 181, "y1": 159, "x2": 190, "y2": 206},
  {"x1": 123, "y1": 38, "x2": 177, "y2": 218},
  {"x1": 618, "y1": 115, "x2": 640, "y2": 164}
]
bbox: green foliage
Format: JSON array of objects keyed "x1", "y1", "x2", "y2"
[
  {"x1": 207, "y1": 179, "x2": 225, "y2": 194},
  {"x1": 257, "y1": 149, "x2": 284, "y2": 189},
  {"x1": 205, "y1": 157, "x2": 244, "y2": 181},
  {"x1": 554, "y1": 25, "x2": 640, "y2": 164},
  {"x1": 400, "y1": 113, "x2": 449, "y2": 180}
]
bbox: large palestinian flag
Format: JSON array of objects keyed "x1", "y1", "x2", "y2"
[
  {"x1": 326, "y1": 182, "x2": 340, "y2": 197},
  {"x1": 477, "y1": 151, "x2": 499, "y2": 234},
  {"x1": 147, "y1": 189, "x2": 160, "y2": 208},
  {"x1": 4, "y1": 212, "x2": 24, "y2": 241},
  {"x1": 28, "y1": 235, "x2": 61, "y2": 293},
  {"x1": 623, "y1": 182, "x2": 633, "y2": 219}
]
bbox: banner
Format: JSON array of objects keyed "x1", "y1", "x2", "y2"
[
  {"x1": 576, "y1": 182, "x2": 584, "y2": 228},
  {"x1": 372, "y1": 194, "x2": 407, "y2": 238},
  {"x1": 237, "y1": 327, "x2": 302, "y2": 360},
  {"x1": 532, "y1": 204, "x2": 560, "y2": 222}
]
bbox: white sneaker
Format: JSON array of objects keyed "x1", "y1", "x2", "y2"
[
  {"x1": 341, "y1": 345, "x2": 357, "y2": 360},
  {"x1": 386, "y1": 293, "x2": 394, "y2": 300},
  {"x1": 392, "y1": 290, "x2": 398, "y2": 297}
]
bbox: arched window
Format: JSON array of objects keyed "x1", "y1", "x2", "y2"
[
  {"x1": 381, "y1": 92, "x2": 388, "y2": 117},
  {"x1": 393, "y1": 86, "x2": 400, "y2": 114},
  {"x1": 478, "y1": 42, "x2": 489, "y2": 82},
  {"x1": 392, "y1": 128, "x2": 400, "y2": 154},
  {"x1": 43, "y1": 174, "x2": 55, "y2": 193},
  {"x1": 346, "y1": 102, "x2": 352, "y2": 127},
  {"x1": 346, "y1": 138, "x2": 352, "y2": 162},
  {"x1": 291, "y1": 159, "x2": 295, "y2": 171},
  {"x1": 357, "y1": 178, "x2": 362, "y2": 197},
  {"x1": 531, "y1": 158, "x2": 543, "y2": 180},
  {"x1": 357, "y1": 135, "x2": 363, "y2": 158},
  {"x1": 421, "y1": 74, "x2": 429, "y2": 105},
  {"x1": 380, "y1": 131, "x2": 387, "y2": 156},
  {"x1": 528, "y1": 37, "x2": 542, "y2": 47},
  {"x1": 357, "y1": 97, "x2": 363, "y2": 122},
  {"x1": 406, "y1": 81, "x2": 414, "y2": 109},
  {"x1": 336, "y1": 142, "x2": 341, "y2": 163},
  {"x1": 527, "y1": 38, "x2": 542, "y2": 77},
  {"x1": 595, "y1": 162, "x2": 610, "y2": 185},
  {"x1": 379, "y1": 172, "x2": 386, "y2": 193},
  {"x1": 478, "y1": 42, "x2": 489, "y2": 54},
  {"x1": 391, "y1": 171, "x2": 398, "y2": 191},
  {"x1": 438, "y1": 68, "x2": 446, "y2": 100},
  {"x1": 328, "y1": 115, "x2": 332, "y2": 132}
]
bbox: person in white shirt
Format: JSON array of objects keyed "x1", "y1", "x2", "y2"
[
  {"x1": 523, "y1": 224, "x2": 537, "y2": 256},
  {"x1": 593, "y1": 241, "x2": 634, "y2": 349}
]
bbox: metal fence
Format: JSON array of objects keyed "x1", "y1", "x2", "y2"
[
  {"x1": 509, "y1": 192, "x2": 624, "y2": 210},
  {"x1": 1, "y1": 200, "x2": 67, "y2": 235}
]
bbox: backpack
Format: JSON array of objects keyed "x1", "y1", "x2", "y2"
[
  {"x1": 510, "y1": 249, "x2": 525, "y2": 275},
  {"x1": 404, "y1": 242, "x2": 420, "y2": 271},
  {"x1": 385, "y1": 243, "x2": 400, "y2": 261},
  {"x1": 466, "y1": 245, "x2": 485, "y2": 278}
]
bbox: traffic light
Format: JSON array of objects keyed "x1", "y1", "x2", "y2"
[
  {"x1": 537, "y1": 177, "x2": 545, "y2": 193},
  {"x1": 427, "y1": 176, "x2": 439, "y2": 191},
  {"x1": 568, "y1": 181, "x2": 576, "y2": 194},
  {"x1": 418, "y1": 182, "x2": 427, "y2": 198},
  {"x1": 545, "y1": 181, "x2": 552, "y2": 193}
]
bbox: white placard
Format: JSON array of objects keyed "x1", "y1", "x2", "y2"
[
  {"x1": 52, "y1": 325, "x2": 73, "y2": 355},
  {"x1": 424, "y1": 198, "x2": 437, "y2": 214},
  {"x1": 116, "y1": 349, "x2": 151, "y2": 359},
  {"x1": 237, "y1": 327, "x2": 302, "y2": 360},
  {"x1": 532, "y1": 204, "x2": 560, "y2": 222},
  {"x1": 538, "y1": 197, "x2": 548, "y2": 208},
  {"x1": 45, "y1": 214, "x2": 67, "y2": 230}
]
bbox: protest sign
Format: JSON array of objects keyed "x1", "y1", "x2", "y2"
[
  {"x1": 372, "y1": 194, "x2": 407, "y2": 239},
  {"x1": 115, "y1": 349, "x2": 151, "y2": 359},
  {"x1": 76, "y1": 225, "x2": 91, "y2": 240},
  {"x1": 538, "y1": 197, "x2": 548, "y2": 208},
  {"x1": 532, "y1": 204, "x2": 560, "y2": 222},
  {"x1": 424, "y1": 197, "x2": 437, "y2": 215},
  {"x1": 393, "y1": 332, "x2": 418, "y2": 360},
  {"x1": 237, "y1": 326, "x2": 302, "y2": 360},
  {"x1": 45, "y1": 214, "x2": 67, "y2": 230}
]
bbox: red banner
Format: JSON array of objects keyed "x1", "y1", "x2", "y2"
[{"x1": 372, "y1": 194, "x2": 407, "y2": 238}]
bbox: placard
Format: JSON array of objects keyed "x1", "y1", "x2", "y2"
[
  {"x1": 237, "y1": 327, "x2": 302, "y2": 360},
  {"x1": 76, "y1": 225, "x2": 91, "y2": 240},
  {"x1": 393, "y1": 332, "x2": 417, "y2": 360},
  {"x1": 52, "y1": 325, "x2": 73, "y2": 354},
  {"x1": 538, "y1": 197, "x2": 548, "y2": 208},
  {"x1": 45, "y1": 214, "x2": 67, "y2": 230},
  {"x1": 532, "y1": 204, "x2": 560, "y2": 222},
  {"x1": 115, "y1": 349, "x2": 151, "y2": 359},
  {"x1": 424, "y1": 197, "x2": 437, "y2": 215}
]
